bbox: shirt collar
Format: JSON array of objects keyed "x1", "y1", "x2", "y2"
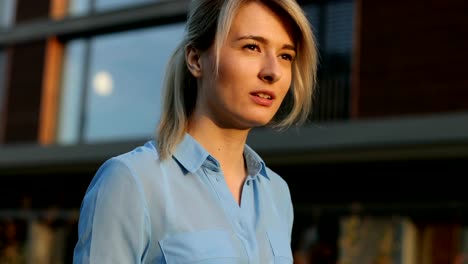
[
  {"x1": 244, "y1": 144, "x2": 270, "y2": 180},
  {"x1": 172, "y1": 133, "x2": 211, "y2": 174},
  {"x1": 172, "y1": 133, "x2": 270, "y2": 180}
]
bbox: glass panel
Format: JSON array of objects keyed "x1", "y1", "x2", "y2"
[
  {"x1": 84, "y1": 22, "x2": 185, "y2": 143},
  {"x1": 302, "y1": 1, "x2": 354, "y2": 57},
  {"x1": 0, "y1": 50, "x2": 6, "y2": 110},
  {"x1": 325, "y1": 1, "x2": 355, "y2": 55},
  {"x1": 302, "y1": 1, "x2": 354, "y2": 122},
  {"x1": 58, "y1": 22, "x2": 186, "y2": 144},
  {"x1": 57, "y1": 40, "x2": 87, "y2": 145},
  {"x1": 67, "y1": 0, "x2": 164, "y2": 16},
  {"x1": 302, "y1": 4, "x2": 320, "y2": 38},
  {"x1": 0, "y1": 0, "x2": 16, "y2": 27},
  {"x1": 68, "y1": 0, "x2": 92, "y2": 17},
  {"x1": 95, "y1": 0, "x2": 160, "y2": 12}
]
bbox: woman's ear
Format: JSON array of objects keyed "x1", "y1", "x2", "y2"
[{"x1": 185, "y1": 46, "x2": 202, "y2": 78}]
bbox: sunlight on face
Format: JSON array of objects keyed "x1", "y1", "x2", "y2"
[{"x1": 196, "y1": 1, "x2": 296, "y2": 129}]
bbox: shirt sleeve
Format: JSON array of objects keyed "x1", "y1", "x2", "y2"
[
  {"x1": 73, "y1": 158, "x2": 150, "y2": 264},
  {"x1": 284, "y1": 183, "x2": 294, "y2": 239}
]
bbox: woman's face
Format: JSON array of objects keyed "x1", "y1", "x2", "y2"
[{"x1": 194, "y1": 1, "x2": 296, "y2": 129}]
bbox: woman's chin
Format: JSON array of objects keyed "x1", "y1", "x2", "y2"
[{"x1": 244, "y1": 117, "x2": 274, "y2": 129}]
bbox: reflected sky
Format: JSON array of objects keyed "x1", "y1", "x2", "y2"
[
  {"x1": 68, "y1": 0, "x2": 162, "y2": 15},
  {"x1": 58, "y1": 40, "x2": 86, "y2": 145},
  {"x1": 0, "y1": 51, "x2": 5, "y2": 112},
  {"x1": 95, "y1": 0, "x2": 160, "y2": 12},
  {"x1": 68, "y1": 0, "x2": 91, "y2": 16},
  {"x1": 0, "y1": 0, "x2": 15, "y2": 27},
  {"x1": 58, "y1": 22, "x2": 186, "y2": 144}
]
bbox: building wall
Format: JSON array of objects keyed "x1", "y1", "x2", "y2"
[
  {"x1": 352, "y1": 0, "x2": 468, "y2": 118},
  {"x1": 1, "y1": 0, "x2": 468, "y2": 263}
]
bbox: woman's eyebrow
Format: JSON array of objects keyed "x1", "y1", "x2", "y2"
[{"x1": 237, "y1": 35, "x2": 296, "y2": 51}]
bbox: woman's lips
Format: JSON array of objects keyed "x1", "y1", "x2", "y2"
[{"x1": 250, "y1": 92, "x2": 274, "y2": 106}]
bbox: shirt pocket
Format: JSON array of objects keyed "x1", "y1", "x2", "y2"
[
  {"x1": 267, "y1": 230, "x2": 293, "y2": 264},
  {"x1": 159, "y1": 229, "x2": 241, "y2": 264}
]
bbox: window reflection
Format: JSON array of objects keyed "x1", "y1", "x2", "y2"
[
  {"x1": 302, "y1": 4, "x2": 320, "y2": 37},
  {"x1": 325, "y1": 1, "x2": 354, "y2": 55},
  {"x1": 58, "y1": 22, "x2": 186, "y2": 144},
  {"x1": 0, "y1": 51, "x2": 6, "y2": 111},
  {"x1": 68, "y1": 0, "x2": 92, "y2": 17},
  {"x1": 302, "y1": 1, "x2": 354, "y2": 122},
  {"x1": 302, "y1": 1, "x2": 354, "y2": 58},
  {"x1": 57, "y1": 41, "x2": 87, "y2": 145},
  {"x1": 67, "y1": 0, "x2": 162, "y2": 15},
  {"x1": 0, "y1": 0, "x2": 16, "y2": 27},
  {"x1": 95, "y1": 0, "x2": 159, "y2": 12}
]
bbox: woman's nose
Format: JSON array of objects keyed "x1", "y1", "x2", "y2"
[{"x1": 258, "y1": 54, "x2": 282, "y2": 84}]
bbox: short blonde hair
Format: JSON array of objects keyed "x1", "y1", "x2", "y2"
[{"x1": 157, "y1": 0, "x2": 318, "y2": 160}]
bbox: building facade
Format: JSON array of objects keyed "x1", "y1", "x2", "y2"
[{"x1": 0, "y1": 0, "x2": 467, "y2": 263}]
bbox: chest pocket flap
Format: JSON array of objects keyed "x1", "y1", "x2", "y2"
[
  {"x1": 267, "y1": 230, "x2": 293, "y2": 264},
  {"x1": 160, "y1": 229, "x2": 240, "y2": 264}
]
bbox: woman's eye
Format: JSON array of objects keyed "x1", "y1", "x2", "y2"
[
  {"x1": 281, "y1": 54, "x2": 294, "y2": 61},
  {"x1": 245, "y1": 44, "x2": 259, "y2": 51}
]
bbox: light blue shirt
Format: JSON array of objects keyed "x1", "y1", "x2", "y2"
[{"x1": 73, "y1": 133, "x2": 294, "y2": 263}]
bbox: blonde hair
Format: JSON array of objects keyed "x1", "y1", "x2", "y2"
[{"x1": 157, "y1": 0, "x2": 318, "y2": 160}]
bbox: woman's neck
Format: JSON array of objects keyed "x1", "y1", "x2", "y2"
[
  {"x1": 188, "y1": 115, "x2": 251, "y2": 205},
  {"x1": 188, "y1": 115, "x2": 249, "y2": 176}
]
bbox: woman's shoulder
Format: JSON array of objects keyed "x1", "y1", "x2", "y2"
[
  {"x1": 95, "y1": 140, "x2": 162, "y2": 181},
  {"x1": 114, "y1": 140, "x2": 160, "y2": 165},
  {"x1": 263, "y1": 166, "x2": 290, "y2": 191},
  {"x1": 262, "y1": 166, "x2": 293, "y2": 220}
]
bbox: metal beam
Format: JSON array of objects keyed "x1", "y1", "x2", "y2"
[
  {"x1": 248, "y1": 111, "x2": 468, "y2": 164},
  {"x1": 0, "y1": 0, "x2": 190, "y2": 46},
  {"x1": 0, "y1": 111, "x2": 467, "y2": 174}
]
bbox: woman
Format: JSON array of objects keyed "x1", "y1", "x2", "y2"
[{"x1": 73, "y1": 0, "x2": 317, "y2": 263}]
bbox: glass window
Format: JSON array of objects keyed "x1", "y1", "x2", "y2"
[
  {"x1": 0, "y1": 50, "x2": 6, "y2": 109},
  {"x1": 68, "y1": 0, "x2": 92, "y2": 17},
  {"x1": 67, "y1": 0, "x2": 162, "y2": 15},
  {"x1": 95, "y1": 0, "x2": 160, "y2": 12},
  {"x1": 57, "y1": 41, "x2": 87, "y2": 145},
  {"x1": 302, "y1": 4, "x2": 320, "y2": 37},
  {"x1": 58, "y1": 22, "x2": 186, "y2": 144},
  {"x1": 325, "y1": 1, "x2": 355, "y2": 55},
  {"x1": 0, "y1": 0, "x2": 16, "y2": 27},
  {"x1": 302, "y1": 1, "x2": 354, "y2": 58},
  {"x1": 302, "y1": 0, "x2": 355, "y2": 122}
]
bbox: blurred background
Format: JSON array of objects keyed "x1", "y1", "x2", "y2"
[{"x1": 0, "y1": 0, "x2": 467, "y2": 263}]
